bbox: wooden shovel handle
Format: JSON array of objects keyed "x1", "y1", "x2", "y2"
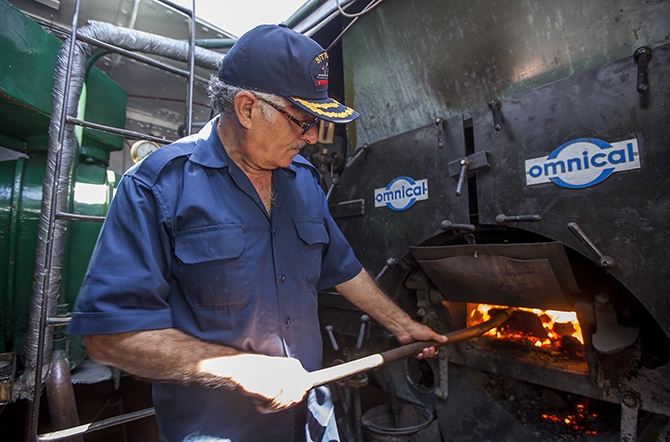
[{"x1": 308, "y1": 308, "x2": 514, "y2": 388}]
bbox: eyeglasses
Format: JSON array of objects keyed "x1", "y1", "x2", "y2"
[{"x1": 257, "y1": 97, "x2": 320, "y2": 135}]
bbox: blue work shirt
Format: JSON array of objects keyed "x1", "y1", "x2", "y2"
[{"x1": 68, "y1": 117, "x2": 362, "y2": 441}]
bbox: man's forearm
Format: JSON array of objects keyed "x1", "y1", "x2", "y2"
[
  {"x1": 335, "y1": 268, "x2": 447, "y2": 350},
  {"x1": 84, "y1": 328, "x2": 314, "y2": 411},
  {"x1": 84, "y1": 328, "x2": 241, "y2": 388}
]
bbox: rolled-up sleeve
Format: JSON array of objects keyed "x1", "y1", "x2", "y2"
[{"x1": 67, "y1": 173, "x2": 173, "y2": 335}]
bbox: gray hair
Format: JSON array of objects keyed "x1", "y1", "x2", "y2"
[{"x1": 207, "y1": 75, "x2": 288, "y2": 121}]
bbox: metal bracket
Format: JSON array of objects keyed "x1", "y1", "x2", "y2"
[
  {"x1": 325, "y1": 177, "x2": 339, "y2": 201},
  {"x1": 345, "y1": 144, "x2": 369, "y2": 169},
  {"x1": 592, "y1": 293, "x2": 639, "y2": 355},
  {"x1": 374, "y1": 258, "x2": 397, "y2": 283},
  {"x1": 355, "y1": 315, "x2": 371, "y2": 350},
  {"x1": 329, "y1": 198, "x2": 365, "y2": 219},
  {"x1": 496, "y1": 213, "x2": 542, "y2": 225},
  {"x1": 436, "y1": 117, "x2": 445, "y2": 148},
  {"x1": 488, "y1": 98, "x2": 503, "y2": 131},
  {"x1": 435, "y1": 351, "x2": 449, "y2": 400},
  {"x1": 325, "y1": 325, "x2": 340, "y2": 352},
  {"x1": 440, "y1": 220, "x2": 476, "y2": 231},
  {"x1": 448, "y1": 151, "x2": 491, "y2": 196},
  {"x1": 568, "y1": 222, "x2": 614, "y2": 268},
  {"x1": 0, "y1": 353, "x2": 16, "y2": 404},
  {"x1": 620, "y1": 391, "x2": 640, "y2": 442},
  {"x1": 634, "y1": 46, "x2": 652, "y2": 94}
]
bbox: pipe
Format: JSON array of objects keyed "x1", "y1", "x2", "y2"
[
  {"x1": 293, "y1": 0, "x2": 357, "y2": 35},
  {"x1": 282, "y1": 0, "x2": 329, "y2": 29},
  {"x1": 28, "y1": 3, "x2": 84, "y2": 439},
  {"x1": 184, "y1": 0, "x2": 197, "y2": 136},
  {"x1": 19, "y1": 20, "x2": 221, "y2": 401},
  {"x1": 46, "y1": 356, "x2": 83, "y2": 442},
  {"x1": 194, "y1": 39, "x2": 237, "y2": 49}
]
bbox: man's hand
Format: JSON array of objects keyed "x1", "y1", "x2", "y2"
[
  {"x1": 199, "y1": 353, "x2": 312, "y2": 413},
  {"x1": 393, "y1": 320, "x2": 448, "y2": 359},
  {"x1": 335, "y1": 268, "x2": 447, "y2": 359}
]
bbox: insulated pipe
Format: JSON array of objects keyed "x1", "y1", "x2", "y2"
[
  {"x1": 194, "y1": 39, "x2": 237, "y2": 49},
  {"x1": 20, "y1": 20, "x2": 221, "y2": 399}
]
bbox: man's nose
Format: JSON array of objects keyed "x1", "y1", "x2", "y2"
[{"x1": 300, "y1": 124, "x2": 319, "y2": 145}]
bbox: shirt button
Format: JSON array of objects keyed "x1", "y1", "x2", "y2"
[
  {"x1": 284, "y1": 317, "x2": 292, "y2": 328},
  {"x1": 278, "y1": 274, "x2": 286, "y2": 283}
]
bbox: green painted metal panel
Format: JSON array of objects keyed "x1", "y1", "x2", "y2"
[
  {"x1": 0, "y1": 1, "x2": 126, "y2": 357},
  {"x1": 0, "y1": 154, "x2": 43, "y2": 353},
  {"x1": 0, "y1": 144, "x2": 115, "y2": 356},
  {"x1": 0, "y1": 0, "x2": 60, "y2": 143},
  {"x1": 0, "y1": 0, "x2": 127, "y2": 157},
  {"x1": 81, "y1": 67, "x2": 128, "y2": 159}
]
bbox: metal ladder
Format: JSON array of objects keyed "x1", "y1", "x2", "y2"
[{"x1": 27, "y1": 0, "x2": 200, "y2": 440}]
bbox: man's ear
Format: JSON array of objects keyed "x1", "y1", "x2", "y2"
[{"x1": 233, "y1": 91, "x2": 257, "y2": 130}]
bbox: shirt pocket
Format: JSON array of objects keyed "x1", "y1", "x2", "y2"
[
  {"x1": 294, "y1": 218, "x2": 329, "y2": 286},
  {"x1": 174, "y1": 224, "x2": 251, "y2": 309}
]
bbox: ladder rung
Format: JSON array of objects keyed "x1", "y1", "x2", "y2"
[
  {"x1": 55, "y1": 211, "x2": 105, "y2": 223},
  {"x1": 37, "y1": 407, "x2": 155, "y2": 441}
]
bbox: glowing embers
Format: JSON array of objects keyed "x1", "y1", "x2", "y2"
[
  {"x1": 467, "y1": 304, "x2": 585, "y2": 362},
  {"x1": 542, "y1": 403, "x2": 599, "y2": 435}
]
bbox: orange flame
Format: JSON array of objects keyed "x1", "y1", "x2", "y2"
[{"x1": 467, "y1": 304, "x2": 584, "y2": 346}]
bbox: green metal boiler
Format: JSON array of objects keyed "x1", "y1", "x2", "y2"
[{"x1": 0, "y1": 0, "x2": 127, "y2": 366}]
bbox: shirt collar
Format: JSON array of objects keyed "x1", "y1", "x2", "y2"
[
  {"x1": 188, "y1": 117, "x2": 231, "y2": 169},
  {"x1": 188, "y1": 115, "x2": 308, "y2": 177}
]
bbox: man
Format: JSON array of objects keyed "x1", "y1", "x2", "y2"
[{"x1": 68, "y1": 25, "x2": 446, "y2": 442}]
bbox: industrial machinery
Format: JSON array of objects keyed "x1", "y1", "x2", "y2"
[{"x1": 1, "y1": 0, "x2": 669, "y2": 441}]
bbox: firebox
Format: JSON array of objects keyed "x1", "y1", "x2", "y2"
[{"x1": 409, "y1": 240, "x2": 602, "y2": 391}]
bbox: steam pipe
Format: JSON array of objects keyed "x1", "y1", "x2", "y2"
[
  {"x1": 194, "y1": 39, "x2": 237, "y2": 49},
  {"x1": 20, "y1": 20, "x2": 221, "y2": 402},
  {"x1": 28, "y1": 3, "x2": 83, "y2": 440}
]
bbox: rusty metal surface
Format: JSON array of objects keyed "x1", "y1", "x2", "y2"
[
  {"x1": 342, "y1": 0, "x2": 670, "y2": 148},
  {"x1": 411, "y1": 242, "x2": 579, "y2": 310}
]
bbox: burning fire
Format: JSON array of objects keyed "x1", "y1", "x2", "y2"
[
  {"x1": 467, "y1": 304, "x2": 584, "y2": 350},
  {"x1": 542, "y1": 403, "x2": 599, "y2": 434}
]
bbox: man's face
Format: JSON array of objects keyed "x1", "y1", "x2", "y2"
[{"x1": 250, "y1": 100, "x2": 319, "y2": 170}]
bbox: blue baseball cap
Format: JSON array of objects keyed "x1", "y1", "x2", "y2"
[{"x1": 218, "y1": 24, "x2": 359, "y2": 124}]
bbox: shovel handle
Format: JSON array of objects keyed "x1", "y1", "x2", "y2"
[{"x1": 308, "y1": 308, "x2": 514, "y2": 388}]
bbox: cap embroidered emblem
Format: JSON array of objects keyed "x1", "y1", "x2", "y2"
[{"x1": 313, "y1": 52, "x2": 329, "y2": 92}]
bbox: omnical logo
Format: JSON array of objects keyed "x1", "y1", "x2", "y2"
[
  {"x1": 374, "y1": 176, "x2": 428, "y2": 211},
  {"x1": 525, "y1": 138, "x2": 640, "y2": 189}
]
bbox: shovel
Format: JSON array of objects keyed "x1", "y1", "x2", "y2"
[{"x1": 307, "y1": 308, "x2": 514, "y2": 389}]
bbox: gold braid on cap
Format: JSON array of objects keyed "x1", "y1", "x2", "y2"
[{"x1": 291, "y1": 97, "x2": 355, "y2": 119}]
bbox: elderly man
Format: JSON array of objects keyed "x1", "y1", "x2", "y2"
[{"x1": 68, "y1": 24, "x2": 446, "y2": 442}]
